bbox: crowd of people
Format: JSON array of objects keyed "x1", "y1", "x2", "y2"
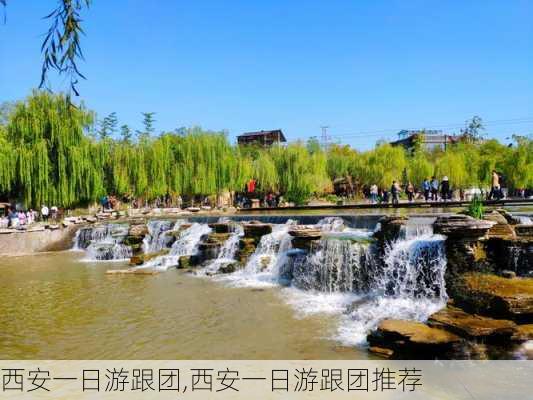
[
  {"x1": 0, "y1": 204, "x2": 59, "y2": 229},
  {"x1": 363, "y1": 170, "x2": 513, "y2": 205}
]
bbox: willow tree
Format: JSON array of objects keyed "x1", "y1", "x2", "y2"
[
  {"x1": 270, "y1": 144, "x2": 330, "y2": 204},
  {"x1": 434, "y1": 151, "x2": 471, "y2": 189},
  {"x1": 407, "y1": 151, "x2": 434, "y2": 187},
  {"x1": 477, "y1": 139, "x2": 510, "y2": 186},
  {"x1": 6, "y1": 91, "x2": 102, "y2": 207},
  {"x1": 361, "y1": 144, "x2": 407, "y2": 188},
  {"x1": 252, "y1": 151, "x2": 279, "y2": 192},
  {"x1": 326, "y1": 144, "x2": 359, "y2": 181},
  {"x1": 502, "y1": 137, "x2": 533, "y2": 189},
  {"x1": 0, "y1": 129, "x2": 16, "y2": 195}
]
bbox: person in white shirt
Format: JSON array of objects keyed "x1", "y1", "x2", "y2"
[{"x1": 41, "y1": 205, "x2": 49, "y2": 222}]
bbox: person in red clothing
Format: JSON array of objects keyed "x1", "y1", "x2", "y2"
[{"x1": 247, "y1": 179, "x2": 256, "y2": 193}]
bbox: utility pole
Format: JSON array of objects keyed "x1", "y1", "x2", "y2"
[{"x1": 321, "y1": 125, "x2": 330, "y2": 150}]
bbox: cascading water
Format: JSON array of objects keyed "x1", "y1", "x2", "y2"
[
  {"x1": 142, "y1": 220, "x2": 175, "y2": 253},
  {"x1": 221, "y1": 220, "x2": 296, "y2": 287},
  {"x1": 290, "y1": 236, "x2": 376, "y2": 293},
  {"x1": 72, "y1": 215, "x2": 450, "y2": 348},
  {"x1": 201, "y1": 225, "x2": 244, "y2": 275},
  {"x1": 517, "y1": 216, "x2": 533, "y2": 226},
  {"x1": 142, "y1": 223, "x2": 212, "y2": 271},
  {"x1": 73, "y1": 224, "x2": 133, "y2": 261},
  {"x1": 317, "y1": 216, "x2": 345, "y2": 232},
  {"x1": 236, "y1": 217, "x2": 448, "y2": 345},
  {"x1": 340, "y1": 222, "x2": 447, "y2": 344}
]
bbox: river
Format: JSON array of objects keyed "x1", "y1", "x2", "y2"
[
  {"x1": 0, "y1": 251, "x2": 368, "y2": 359},
  {"x1": 2, "y1": 211, "x2": 530, "y2": 360}
]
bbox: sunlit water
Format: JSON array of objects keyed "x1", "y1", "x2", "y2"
[{"x1": 0, "y1": 252, "x2": 367, "y2": 359}]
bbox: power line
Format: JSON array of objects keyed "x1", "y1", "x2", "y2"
[{"x1": 285, "y1": 117, "x2": 533, "y2": 144}]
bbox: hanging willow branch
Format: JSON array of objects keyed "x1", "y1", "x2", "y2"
[{"x1": 40, "y1": 0, "x2": 91, "y2": 96}]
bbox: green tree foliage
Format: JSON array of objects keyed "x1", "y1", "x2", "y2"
[
  {"x1": 5, "y1": 91, "x2": 102, "y2": 207},
  {"x1": 502, "y1": 136, "x2": 533, "y2": 189},
  {"x1": 120, "y1": 124, "x2": 132, "y2": 143},
  {"x1": 270, "y1": 144, "x2": 331, "y2": 204},
  {"x1": 137, "y1": 112, "x2": 156, "y2": 142},
  {"x1": 362, "y1": 144, "x2": 407, "y2": 188},
  {"x1": 1, "y1": 91, "x2": 532, "y2": 208},
  {"x1": 98, "y1": 112, "x2": 118, "y2": 140},
  {"x1": 407, "y1": 152, "x2": 433, "y2": 188}
]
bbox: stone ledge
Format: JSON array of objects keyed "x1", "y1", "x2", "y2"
[{"x1": 428, "y1": 306, "x2": 517, "y2": 340}]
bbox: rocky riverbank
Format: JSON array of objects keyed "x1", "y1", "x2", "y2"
[{"x1": 366, "y1": 210, "x2": 533, "y2": 359}]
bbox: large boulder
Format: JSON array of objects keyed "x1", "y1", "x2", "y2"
[
  {"x1": 288, "y1": 225, "x2": 322, "y2": 251},
  {"x1": 218, "y1": 261, "x2": 239, "y2": 274},
  {"x1": 374, "y1": 216, "x2": 407, "y2": 243},
  {"x1": 236, "y1": 238, "x2": 257, "y2": 265},
  {"x1": 512, "y1": 324, "x2": 533, "y2": 341},
  {"x1": 243, "y1": 221, "x2": 272, "y2": 239},
  {"x1": 197, "y1": 233, "x2": 231, "y2": 261},
  {"x1": 455, "y1": 273, "x2": 533, "y2": 322},
  {"x1": 128, "y1": 224, "x2": 148, "y2": 237},
  {"x1": 367, "y1": 319, "x2": 462, "y2": 358},
  {"x1": 288, "y1": 225, "x2": 322, "y2": 239},
  {"x1": 208, "y1": 222, "x2": 233, "y2": 234},
  {"x1": 177, "y1": 255, "x2": 192, "y2": 269},
  {"x1": 428, "y1": 306, "x2": 517, "y2": 341},
  {"x1": 434, "y1": 215, "x2": 495, "y2": 239},
  {"x1": 485, "y1": 211, "x2": 516, "y2": 240}
]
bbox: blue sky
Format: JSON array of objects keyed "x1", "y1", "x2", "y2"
[{"x1": 1, "y1": 0, "x2": 532, "y2": 150}]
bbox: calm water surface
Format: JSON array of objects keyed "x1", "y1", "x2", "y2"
[{"x1": 0, "y1": 252, "x2": 366, "y2": 359}]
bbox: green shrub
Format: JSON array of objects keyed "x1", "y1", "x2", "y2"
[{"x1": 466, "y1": 195, "x2": 485, "y2": 219}]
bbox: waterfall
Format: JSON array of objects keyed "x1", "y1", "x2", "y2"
[
  {"x1": 317, "y1": 216, "x2": 345, "y2": 232},
  {"x1": 220, "y1": 221, "x2": 295, "y2": 287},
  {"x1": 142, "y1": 220, "x2": 175, "y2": 253},
  {"x1": 142, "y1": 223, "x2": 212, "y2": 271},
  {"x1": 290, "y1": 238, "x2": 376, "y2": 293},
  {"x1": 517, "y1": 216, "x2": 533, "y2": 226},
  {"x1": 340, "y1": 229, "x2": 447, "y2": 345},
  {"x1": 221, "y1": 216, "x2": 448, "y2": 346},
  {"x1": 73, "y1": 224, "x2": 132, "y2": 261},
  {"x1": 71, "y1": 215, "x2": 451, "y2": 348},
  {"x1": 202, "y1": 225, "x2": 244, "y2": 275}
]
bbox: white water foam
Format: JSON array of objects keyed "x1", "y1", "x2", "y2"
[
  {"x1": 142, "y1": 220, "x2": 175, "y2": 253},
  {"x1": 142, "y1": 222, "x2": 212, "y2": 271},
  {"x1": 200, "y1": 225, "x2": 244, "y2": 275},
  {"x1": 517, "y1": 216, "x2": 533, "y2": 226},
  {"x1": 217, "y1": 221, "x2": 296, "y2": 287},
  {"x1": 74, "y1": 224, "x2": 133, "y2": 262}
]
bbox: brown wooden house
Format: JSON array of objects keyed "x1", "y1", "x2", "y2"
[{"x1": 237, "y1": 129, "x2": 286, "y2": 147}]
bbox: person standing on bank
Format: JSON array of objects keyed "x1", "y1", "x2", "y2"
[
  {"x1": 391, "y1": 180, "x2": 400, "y2": 205},
  {"x1": 406, "y1": 181, "x2": 415, "y2": 202},
  {"x1": 370, "y1": 184, "x2": 378, "y2": 204},
  {"x1": 441, "y1": 176, "x2": 450, "y2": 201},
  {"x1": 41, "y1": 204, "x2": 49, "y2": 222},
  {"x1": 430, "y1": 176, "x2": 439, "y2": 201},
  {"x1": 422, "y1": 178, "x2": 431, "y2": 202},
  {"x1": 489, "y1": 170, "x2": 501, "y2": 200}
]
